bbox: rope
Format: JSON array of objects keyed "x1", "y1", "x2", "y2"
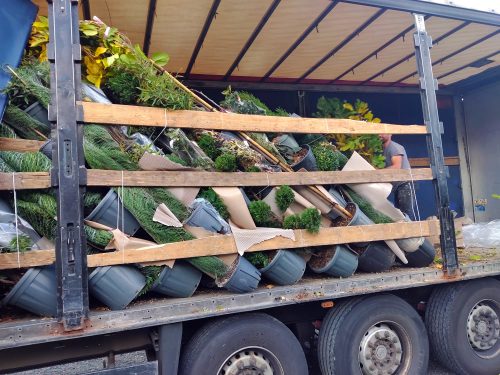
[
  {"x1": 12, "y1": 173, "x2": 21, "y2": 268},
  {"x1": 150, "y1": 109, "x2": 169, "y2": 146},
  {"x1": 408, "y1": 167, "x2": 424, "y2": 237}
]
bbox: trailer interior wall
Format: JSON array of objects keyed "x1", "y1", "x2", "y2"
[
  {"x1": 193, "y1": 84, "x2": 464, "y2": 219},
  {"x1": 459, "y1": 79, "x2": 500, "y2": 221}
]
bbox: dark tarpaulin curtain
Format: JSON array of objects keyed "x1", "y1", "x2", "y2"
[{"x1": 0, "y1": 0, "x2": 38, "y2": 120}]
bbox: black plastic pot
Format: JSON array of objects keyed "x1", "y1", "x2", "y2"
[
  {"x1": 24, "y1": 102, "x2": 50, "y2": 132},
  {"x1": 328, "y1": 187, "x2": 348, "y2": 207},
  {"x1": 405, "y1": 239, "x2": 436, "y2": 267},
  {"x1": 186, "y1": 200, "x2": 229, "y2": 234},
  {"x1": 339, "y1": 202, "x2": 374, "y2": 247},
  {"x1": 309, "y1": 245, "x2": 358, "y2": 278},
  {"x1": 89, "y1": 266, "x2": 146, "y2": 310},
  {"x1": 356, "y1": 242, "x2": 395, "y2": 273},
  {"x1": 39, "y1": 139, "x2": 53, "y2": 160},
  {"x1": 3, "y1": 266, "x2": 57, "y2": 317},
  {"x1": 291, "y1": 145, "x2": 317, "y2": 171},
  {"x1": 152, "y1": 261, "x2": 202, "y2": 298},
  {"x1": 218, "y1": 257, "x2": 261, "y2": 293},
  {"x1": 260, "y1": 250, "x2": 306, "y2": 285},
  {"x1": 86, "y1": 189, "x2": 140, "y2": 236}
]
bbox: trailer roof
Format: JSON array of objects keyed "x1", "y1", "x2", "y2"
[{"x1": 32, "y1": 0, "x2": 500, "y2": 89}]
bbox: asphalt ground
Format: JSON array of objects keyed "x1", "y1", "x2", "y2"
[{"x1": 12, "y1": 350, "x2": 457, "y2": 374}]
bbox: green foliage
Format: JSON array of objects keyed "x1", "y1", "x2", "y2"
[
  {"x1": 147, "y1": 187, "x2": 190, "y2": 222},
  {"x1": 283, "y1": 208, "x2": 321, "y2": 234},
  {"x1": 249, "y1": 201, "x2": 273, "y2": 227},
  {"x1": 300, "y1": 208, "x2": 322, "y2": 234},
  {"x1": 344, "y1": 187, "x2": 393, "y2": 224},
  {"x1": 104, "y1": 66, "x2": 140, "y2": 104},
  {"x1": 6, "y1": 235, "x2": 32, "y2": 253},
  {"x1": 312, "y1": 143, "x2": 348, "y2": 171},
  {"x1": 198, "y1": 188, "x2": 229, "y2": 220},
  {"x1": 245, "y1": 165, "x2": 261, "y2": 172},
  {"x1": 215, "y1": 152, "x2": 237, "y2": 172},
  {"x1": 245, "y1": 252, "x2": 270, "y2": 269},
  {"x1": 275, "y1": 185, "x2": 294, "y2": 212},
  {"x1": 0, "y1": 151, "x2": 51, "y2": 172},
  {"x1": 3, "y1": 58, "x2": 51, "y2": 109},
  {"x1": 313, "y1": 97, "x2": 385, "y2": 168},
  {"x1": 0, "y1": 124, "x2": 17, "y2": 139},
  {"x1": 137, "y1": 70, "x2": 193, "y2": 109},
  {"x1": 221, "y1": 88, "x2": 288, "y2": 116},
  {"x1": 197, "y1": 133, "x2": 221, "y2": 161},
  {"x1": 85, "y1": 226, "x2": 113, "y2": 248},
  {"x1": 84, "y1": 191, "x2": 103, "y2": 209},
  {"x1": 140, "y1": 265, "x2": 162, "y2": 295},
  {"x1": 167, "y1": 154, "x2": 188, "y2": 166},
  {"x1": 187, "y1": 256, "x2": 228, "y2": 278},
  {"x1": 3, "y1": 105, "x2": 48, "y2": 139}
]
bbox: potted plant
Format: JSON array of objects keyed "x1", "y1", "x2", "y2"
[
  {"x1": 405, "y1": 239, "x2": 436, "y2": 267},
  {"x1": 331, "y1": 202, "x2": 373, "y2": 247},
  {"x1": 85, "y1": 189, "x2": 141, "y2": 236},
  {"x1": 351, "y1": 242, "x2": 396, "y2": 273},
  {"x1": 151, "y1": 261, "x2": 202, "y2": 298},
  {"x1": 308, "y1": 245, "x2": 358, "y2": 277},
  {"x1": 215, "y1": 256, "x2": 261, "y2": 293},
  {"x1": 2, "y1": 266, "x2": 57, "y2": 317},
  {"x1": 89, "y1": 265, "x2": 146, "y2": 310},
  {"x1": 290, "y1": 144, "x2": 317, "y2": 171},
  {"x1": 246, "y1": 249, "x2": 306, "y2": 286}
]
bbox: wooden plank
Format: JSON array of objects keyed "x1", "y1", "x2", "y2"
[
  {"x1": 0, "y1": 138, "x2": 46, "y2": 152},
  {"x1": 81, "y1": 102, "x2": 428, "y2": 135},
  {"x1": 0, "y1": 172, "x2": 50, "y2": 190},
  {"x1": 0, "y1": 220, "x2": 440, "y2": 270},
  {"x1": 86, "y1": 169, "x2": 432, "y2": 186},
  {"x1": 409, "y1": 156, "x2": 460, "y2": 167},
  {"x1": 0, "y1": 169, "x2": 432, "y2": 190}
]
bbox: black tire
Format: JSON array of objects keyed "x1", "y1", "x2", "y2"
[
  {"x1": 318, "y1": 294, "x2": 429, "y2": 375},
  {"x1": 426, "y1": 278, "x2": 500, "y2": 375},
  {"x1": 179, "y1": 313, "x2": 308, "y2": 375}
]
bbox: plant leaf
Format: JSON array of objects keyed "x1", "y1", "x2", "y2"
[{"x1": 151, "y1": 52, "x2": 169, "y2": 66}]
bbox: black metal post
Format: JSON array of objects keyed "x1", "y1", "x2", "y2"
[
  {"x1": 412, "y1": 14, "x2": 459, "y2": 273},
  {"x1": 47, "y1": 0, "x2": 88, "y2": 330}
]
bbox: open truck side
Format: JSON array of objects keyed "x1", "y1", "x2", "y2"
[{"x1": 0, "y1": 1, "x2": 499, "y2": 374}]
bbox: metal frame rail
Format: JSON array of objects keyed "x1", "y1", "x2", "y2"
[{"x1": 44, "y1": 1, "x2": 459, "y2": 331}]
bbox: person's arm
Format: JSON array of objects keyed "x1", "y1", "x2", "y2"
[{"x1": 386, "y1": 155, "x2": 403, "y2": 169}]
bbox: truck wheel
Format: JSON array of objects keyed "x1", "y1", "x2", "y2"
[
  {"x1": 318, "y1": 294, "x2": 428, "y2": 375},
  {"x1": 426, "y1": 278, "x2": 500, "y2": 375},
  {"x1": 179, "y1": 313, "x2": 308, "y2": 375}
]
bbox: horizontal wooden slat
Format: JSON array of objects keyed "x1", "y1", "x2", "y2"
[
  {"x1": 0, "y1": 138, "x2": 46, "y2": 152},
  {"x1": 81, "y1": 102, "x2": 428, "y2": 135},
  {"x1": 409, "y1": 156, "x2": 460, "y2": 167},
  {"x1": 0, "y1": 220, "x2": 440, "y2": 270},
  {"x1": 0, "y1": 168, "x2": 433, "y2": 190}
]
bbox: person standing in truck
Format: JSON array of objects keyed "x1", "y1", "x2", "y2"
[{"x1": 380, "y1": 134, "x2": 415, "y2": 219}]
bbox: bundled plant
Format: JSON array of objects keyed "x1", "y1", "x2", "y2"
[
  {"x1": 197, "y1": 188, "x2": 229, "y2": 220},
  {"x1": 2, "y1": 106, "x2": 48, "y2": 140},
  {"x1": 275, "y1": 185, "x2": 294, "y2": 212},
  {"x1": 343, "y1": 187, "x2": 393, "y2": 224},
  {"x1": 314, "y1": 97, "x2": 385, "y2": 168},
  {"x1": 312, "y1": 142, "x2": 348, "y2": 171},
  {"x1": 196, "y1": 132, "x2": 221, "y2": 161},
  {"x1": 248, "y1": 201, "x2": 280, "y2": 228},
  {"x1": 283, "y1": 208, "x2": 321, "y2": 234},
  {"x1": 215, "y1": 152, "x2": 237, "y2": 172},
  {"x1": 245, "y1": 251, "x2": 271, "y2": 269}
]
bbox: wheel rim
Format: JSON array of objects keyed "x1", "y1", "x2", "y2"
[
  {"x1": 217, "y1": 346, "x2": 283, "y2": 375},
  {"x1": 358, "y1": 323, "x2": 406, "y2": 375},
  {"x1": 467, "y1": 300, "x2": 500, "y2": 355}
]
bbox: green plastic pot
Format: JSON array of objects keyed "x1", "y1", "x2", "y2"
[
  {"x1": 260, "y1": 250, "x2": 306, "y2": 285},
  {"x1": 308, "y1": 245, "x2": 358, "y2": 278}
]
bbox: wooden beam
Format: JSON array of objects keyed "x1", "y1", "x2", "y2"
[
  {"x1": 0, "y1": 220, "x2": 440, "y2": 270},
  {"x1": 81, "y1": 102, "x2": 427, "y2": 134},
  {"x1": 0, "y1": 172, "x2": 50, "y2": 190},
  {"x1": 409, "y1": 156, "x2": 460, "y2": 167},
  {"x1": 0, "y1": 168, "x2": 433, "y2": 190},
  {"x1": 0, "y1": 138, "x2": 45, "y2": 152}
]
